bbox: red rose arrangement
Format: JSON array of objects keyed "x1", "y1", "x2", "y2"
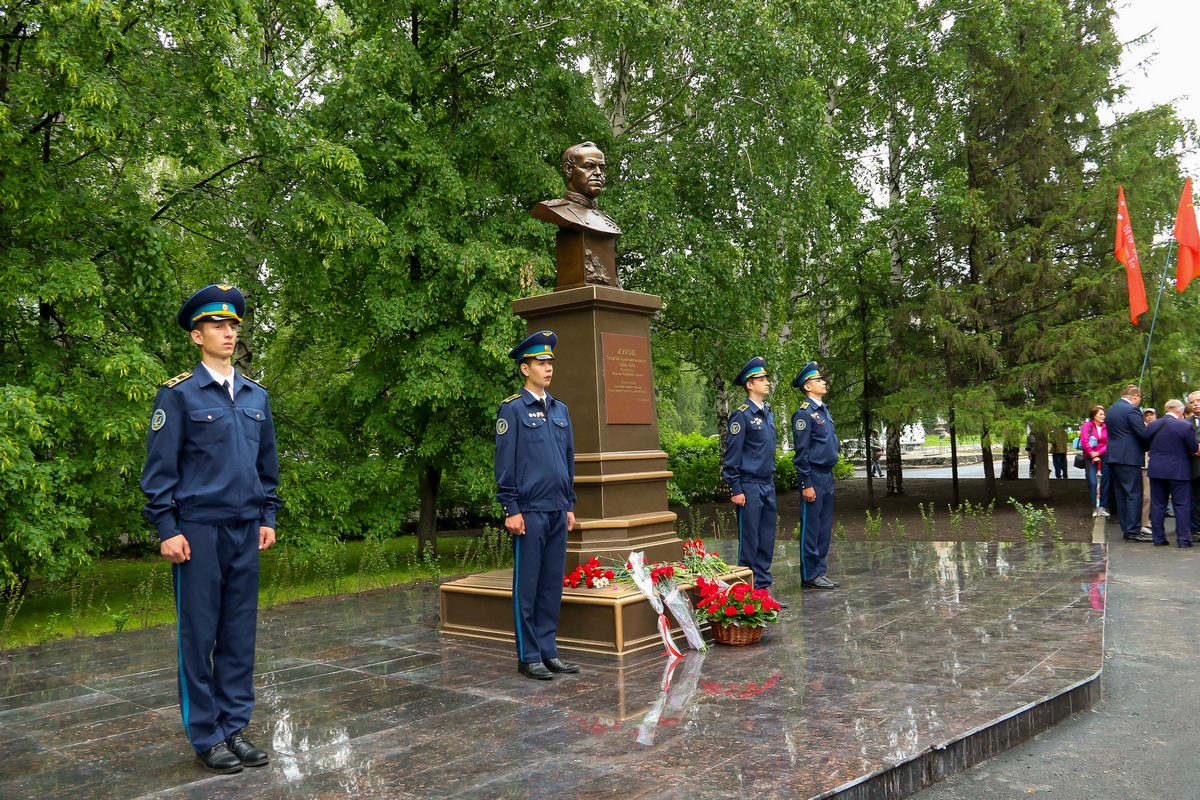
[
  {"x1": 693, "y1": 577, "x2": 781, "y2": 628},
  {"x1": 564, "y1": 556, "x2": 616, "y2": 589}
]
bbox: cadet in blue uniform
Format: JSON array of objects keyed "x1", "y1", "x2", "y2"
[
  {"x1": 791, "y1": 361, "x2": 840, "y2": 590},
  {"x1": 495, "y1": 330, "x2": 582, "y2": 681},
  {"x1": 141, "y1": 285, "x2": 280, "y2": 773},
  {"x1": 721, "y1": 357, "x2": 784, "y2": 602}
]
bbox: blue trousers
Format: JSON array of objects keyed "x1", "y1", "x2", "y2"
[
  {"x1": 1150, "y1": 478, "x2": 1192, "y2": 545},
  {"x1": 1084, "y1": 459, "x2": 1110, "y2": 510},
  {"x1": 799, "y1": 468, "x2": 835, "y2": 581},
  {"x1": 512, "y1": 510, "x2": 567, "y2": 664},
  {"x1": 736, "y1": 481, "x2": 777, "y2": 589},
  {"x1": 172, "y1": 521, "x2": 260, "y2": 753},
  {"x1": 1108, "y1": 463, "x2": 1144, "y2": 536}
]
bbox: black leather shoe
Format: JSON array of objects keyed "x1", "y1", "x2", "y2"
[
  {"x1": 1178, "y1": 541, "x2": 1194, "y2": 548},
  {"x1": 226, "y1": 730, "x2": 268, "y2": 767},
  {"x1": 543, "y1": 658, "x2": 581, "y2": 674},
  {"x1": 802, "y1": 575, "x2": 837, "y2": 590},
  {"x1": 196, "y1": 742, "x2": 243, "y2": 774},
  {"x1": 1153, "y1": 540, "x2": 1170, "y2": 546},
  {"x1": 775, "y1": 599, "x2": 788, "y2": 609},
  {"x1": 1124, "y1": 532, "x2": 1153, "y2": 542},
  {"x1": 518, "y1": 661, "x2": 554, "y2": 680}
]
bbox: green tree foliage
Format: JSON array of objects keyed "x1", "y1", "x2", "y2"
[{"x1": 1, "y1": 0, "x2": 1191, "y2": 589}]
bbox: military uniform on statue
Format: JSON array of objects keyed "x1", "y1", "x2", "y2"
[
  {"x1": 494, "y1": 331, "x2": 582, "y2": 680},
  {"x1": 141, "y1": 285, "x2": 279, "y2": 774},
  {"x1": 720, "y1": 357, "x2": 785, "y2": 607},
  {"x1": 791, "y1": 362, "x2": 840, "y2": 590}
]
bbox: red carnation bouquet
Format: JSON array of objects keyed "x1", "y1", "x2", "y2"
[
  {"x1": 694, "y1": 577, "x2": 781, "y2": 628},
  {"x1": 564, "y1": 556, "x2": 616, "y2": 589}
]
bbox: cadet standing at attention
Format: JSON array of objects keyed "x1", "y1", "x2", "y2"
[
  {"x1": 141, "y1": 285, "x2": 281, "y2": 773},
  {"x1": 791, "y1": 361, "x2": 840, "y2": 590},
  {"x1": 494, "y1": 330, "x2": 582, "y2": 680},
  {"x1": 721, "y1": 357, "x2": 786, "y2": 606}
]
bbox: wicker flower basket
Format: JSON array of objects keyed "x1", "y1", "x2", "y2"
[{"x1": 710, "y1": 621, "x2": 764, "y2": 646}]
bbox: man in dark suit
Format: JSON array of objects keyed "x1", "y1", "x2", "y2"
[
  {"x1": 1187, "y1": 391, "x2": 1200, "y2": 542},
  {"x1": 1104, "y1": 384, "x2": 1152, "y2": 542},
  {"x1": 1145, "y1": 399, "x2": 1200, "y2": 547}
]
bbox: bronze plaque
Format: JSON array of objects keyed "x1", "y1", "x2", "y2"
[{"x1": 601, "y1": 333, "x2": 654, "y2": 424}]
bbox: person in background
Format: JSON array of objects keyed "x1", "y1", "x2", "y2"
[
  {"x1": 1188, "y1": 391, "x2": 1200, "y2": 542},
  {"x1": 1104, "y1": 385, "x2": 1152, "y2": 542},
  {"x1": 1079, "y1": 405, "x2": 1109, "y2": 518},
  {"x1": 1050, "y1": 427, "x2": 1069, "y2": 479},
  {"x1": 869, "y1": 430, "x2": 884, "y2": 477},
  {"x1": 1145, "y1": 399, "x2": 1199, "y2": 547},
  {"x1": 1139, "y1": 408, "x2": 1158, "y2": 534}
]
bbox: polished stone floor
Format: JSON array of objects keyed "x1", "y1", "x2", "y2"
[{"x1": 0, "y1": 541, "x2": 1105, "y2": 800}]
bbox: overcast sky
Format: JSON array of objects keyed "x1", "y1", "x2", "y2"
[{"x1": 1112, "y1": 0, "x2": 1199, "y2": 177}]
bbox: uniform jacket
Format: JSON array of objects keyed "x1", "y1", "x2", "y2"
[
  {"x1": 791, "y1": 398, "x2": 838, "y2": 490},
  {"x1": 1102, "y1": 398, "x2": 1149, "y2": 466},
  {"x1": 141, "y1": 364, "x2": 282, "y2": 540},
  {"x1": 1146, "y1": 415, "x2": 1199, "y2": 481},
  {"x1": 720, "y1": 400, "x2": 776, "y2": 495},
  {"x1": 494, "y1": 388, "x2": 576, "y2": 516}
]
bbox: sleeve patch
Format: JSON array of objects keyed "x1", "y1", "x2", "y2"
[
  {"x1": 496, "y1": 418, "x2": 509, "y2": 435},
  {"x1": 151, "y1": 408, "x2": 167, "y2": 431},
  {"x1": 729, "y1": 421, "x2": 741, "y2": 435},
  {"x1": 794, "y1": 417, "x2": 806, "y2": 432}
]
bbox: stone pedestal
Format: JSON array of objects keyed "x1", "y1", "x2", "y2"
[{"x1": 511, "y1": 285, "x2": 680, "y2": 569}]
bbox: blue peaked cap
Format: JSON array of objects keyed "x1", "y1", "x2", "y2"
[
  {"x1": 509, "y1": 330, "x2": 557, "y2": 361},
  {"x1": 734, "y1": 356, "x2": 769, "y2": 386},
  {"x1": 792, "y1": 361, "x2": 823, "y2": 388},
  {"x1": 177, "y1": 284, "x2": 245, "y2": 331}
]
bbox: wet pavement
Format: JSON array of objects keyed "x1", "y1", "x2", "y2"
[{"x1": 0, "y1": 541, "x2": 1106, "y2": 799}]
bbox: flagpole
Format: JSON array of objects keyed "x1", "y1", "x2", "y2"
[{"x1": 1137, "y1": 239, "x2": 1176, "y2": 391}]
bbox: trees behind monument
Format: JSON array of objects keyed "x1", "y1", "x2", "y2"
[{"x1": 0, "y1": 0, "x2": 1191, "y2": 588}]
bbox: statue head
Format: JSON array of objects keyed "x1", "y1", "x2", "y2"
[{"x1": 561, "y1": 142, "x2": 606, "y2": 199}]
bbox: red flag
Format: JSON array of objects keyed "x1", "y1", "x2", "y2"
[
  {"x1": 1114, "y1": 185, "x2": 1148, "y2": 325},
  {"x1": 1173, "y1": 177, "x2": 1200, "y2": 292}
]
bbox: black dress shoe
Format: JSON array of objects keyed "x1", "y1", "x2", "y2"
[
  {"x1": 1124, "y1": 532, "x2": 1153, "y2": 542},
  {"x1": 543, "y1": 657, "x2": 581, "y2": 674},
  {"x1": 196, "y1": 742, "x2": 243, "y2": 774},
  {"x1": 802, "y1": 575, "x2": 837, "y2": 590},
  {"x1": 775, "y1": 599, "x2": 788, "y2": 609},
  {"x1": 518, "y1": 661, "x2": 554, "y2": 680},
  {"x1": 1153, "y1": 540, "x2": 1170, "y2": 546},
  {"x1": 226, "y1": 731, "x2": 268, "y2": 767},
  {"x1": 1178, "y1": 541, "x2": 1194, "y2": 548}
]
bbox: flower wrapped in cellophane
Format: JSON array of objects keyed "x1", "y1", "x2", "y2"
[
  {"x1": 626, "y1": 552, "x2": 682, "y2": 658},
  {"x1": 650, "y1": 561, "x2": 707, "y2": 653}
]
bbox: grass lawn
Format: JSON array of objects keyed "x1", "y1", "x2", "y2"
[{"x1": 0, "y1": 531, "x2": 512, "y2": 651}]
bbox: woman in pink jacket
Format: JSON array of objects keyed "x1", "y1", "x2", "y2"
[{"x1": 1080, "y1": 405, "x2": 1110, "y2": 516}]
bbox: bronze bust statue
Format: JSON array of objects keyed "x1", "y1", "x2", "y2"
[{"x1": 533, "y1": 142, "x2": 622, "y2": 289}]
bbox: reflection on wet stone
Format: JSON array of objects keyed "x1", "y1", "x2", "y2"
[{"x1": 0, "y1": 541, "x2": 1104, "y2": 799}]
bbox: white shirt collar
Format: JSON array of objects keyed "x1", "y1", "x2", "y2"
[
  {"x1": 201, "y1": 362, "x2": 235, "y2": 400},
  {"x1": 807, "y1": 396, "x2": 824, "y2": 409}
]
